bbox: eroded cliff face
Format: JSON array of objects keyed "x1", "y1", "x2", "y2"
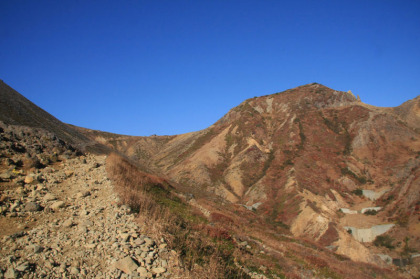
[{"x1": 81, "y1": 83, "x2": 420, "y2": 270}]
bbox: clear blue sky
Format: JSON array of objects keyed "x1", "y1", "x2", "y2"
[{"x1": 1, "y1": 1, "x2": 419, "y2": 136}]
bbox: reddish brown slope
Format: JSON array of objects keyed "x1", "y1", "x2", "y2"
[{"x1": 80, "y1": 83, "x2": 420, "y2": 274}]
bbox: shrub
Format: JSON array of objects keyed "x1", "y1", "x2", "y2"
[
  {"x1": 373, "y1": 235, "x2": 394, "y2": 249},
  {"x1": 352, "y1": 189, "x2": 363, "y2": 196},
  {"x1": 363, "y1": 209, "x2": 378, "y2": 215},
  {"x1": 341, "y1": 168, "x2": 367, "y2": 184}
]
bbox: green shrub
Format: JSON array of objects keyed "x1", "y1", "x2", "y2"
[
  {"x1": 363, "y1": 209, "x2": 378, "y2": 215},
  {"x1": 373, "y1": 235, "x2": 394, "y2": 249},
  {"x1": 352, "y1": 189, "x2": 363, "y2": 196}
]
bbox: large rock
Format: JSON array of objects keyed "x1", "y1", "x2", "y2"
[{"x1": 114, "y1": 256, "x2": 139, "y2": 274}]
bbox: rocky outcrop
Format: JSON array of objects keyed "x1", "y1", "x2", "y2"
[
  {"x1": 362, "y1": 189, "x2": 389, "y2": 201},
  {"x1": 344, "y1": 224, "x2": 395, "y2": 242}
]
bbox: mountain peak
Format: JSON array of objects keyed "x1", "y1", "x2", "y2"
[{"x1": 217, "y1": 84, "x2": 358, "y2": 126}]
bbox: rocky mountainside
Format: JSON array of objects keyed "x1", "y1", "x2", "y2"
[
  {"x1": 1, "y1": 81, "x2": 419, "y2": 278},
  {"x1": 88, "y1": 83, "x2": 420, "y2": 275}
]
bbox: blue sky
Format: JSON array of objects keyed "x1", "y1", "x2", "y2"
[{"x1": 1, "y1": 0, "x2": 419, "y2": 136}]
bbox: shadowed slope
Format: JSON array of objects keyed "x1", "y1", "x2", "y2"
[{"x1": 0, "y1": 80, "x2": 105, "y2": 152}]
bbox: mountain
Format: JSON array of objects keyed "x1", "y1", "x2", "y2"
[
  {"x1": 1, "y1": 80, "x2": 419, "y2": 278},
  {"x1": 90, "y1": 83, "x2": 420, "y2": 268}
]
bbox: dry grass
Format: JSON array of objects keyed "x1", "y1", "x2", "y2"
[
  {"x1": 106, "y1": 153, "x2": 249, "y2": 279},
  {"x1": 106, "y1": 153, "x2": 408, "y2": 279}
]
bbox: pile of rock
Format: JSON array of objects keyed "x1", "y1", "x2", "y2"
[{"x1": 0, "y1": 154, "x2": 177, "y2": 278}]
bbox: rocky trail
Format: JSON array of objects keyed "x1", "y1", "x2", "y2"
[{"x1": 0, "y1": 154, "x2": 177, "y2": 278}]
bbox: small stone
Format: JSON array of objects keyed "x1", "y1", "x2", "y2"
[
  {"x1": 134, "y1": 238, "x2": 145, "y2": 247},
  {"x1": 70, "y1": 267, "x2": 80, "y2": 275},
  {"x1": 114, "y1": 256, "x2": 139, "y2": 274},
  {"x1": 64, "y1": 170, "x2": 74, "y2": 177},
  {"x1": 24, "y1": 202, "x2": 42, "y2": 212},
  {"x1": 62, "y1": 219, "x2": 73, "y2": 228},
  {"x1": 50, "y1": 201, "x2": 65, "y2": 210},
  {"x1": 120, "y1": 233, "x2": 130, "y2": 242},
  {"x1": 4, "y1": 267, "x2": 17, "y2": 279},
  {"x1": 0, "y1": 172, "x2": 12, "y2": 180},
  {"x1": 80, "y1": 219, "x2": 93, "y2": 227},
  {"x1": 152, "y1": 267, "x2": 166, "y2": 275},
  {"x1": 33, "y1": 245, "x2": 43, "y2": 253},
  {"x1": 16, "y1": 262, "x2": 29, "y2": 272},
  {"x1": 136, "y1": 267, "x2": 148, "y2": 277},
  {"x1": 16, "y1": 187, "x2": 25, "y2": 194},
  {"x1": 24, "y1": 175, "x2": 35, "y2": 184},
  {"x1": 161, "y1": 260, "x2": 167, "y2": 267},
  {"x1": 43, "y1": 193, "x2": 56, "y2": 202}
]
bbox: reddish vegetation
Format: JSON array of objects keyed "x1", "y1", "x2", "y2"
[
  {"x1": 210, "y1": 212, "x2": 234, "y2": 226},
  {"x1": 196, "y1": 224, "x2": 232, "y2": 240}
]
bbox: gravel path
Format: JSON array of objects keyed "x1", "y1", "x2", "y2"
[{"x1": 0, "y1": 154, "x2": 176, "y2": 278}]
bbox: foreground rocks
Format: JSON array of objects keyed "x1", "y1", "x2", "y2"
[{"x1": 0, "y1": 155, "x2": 177, "y2": 278}]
